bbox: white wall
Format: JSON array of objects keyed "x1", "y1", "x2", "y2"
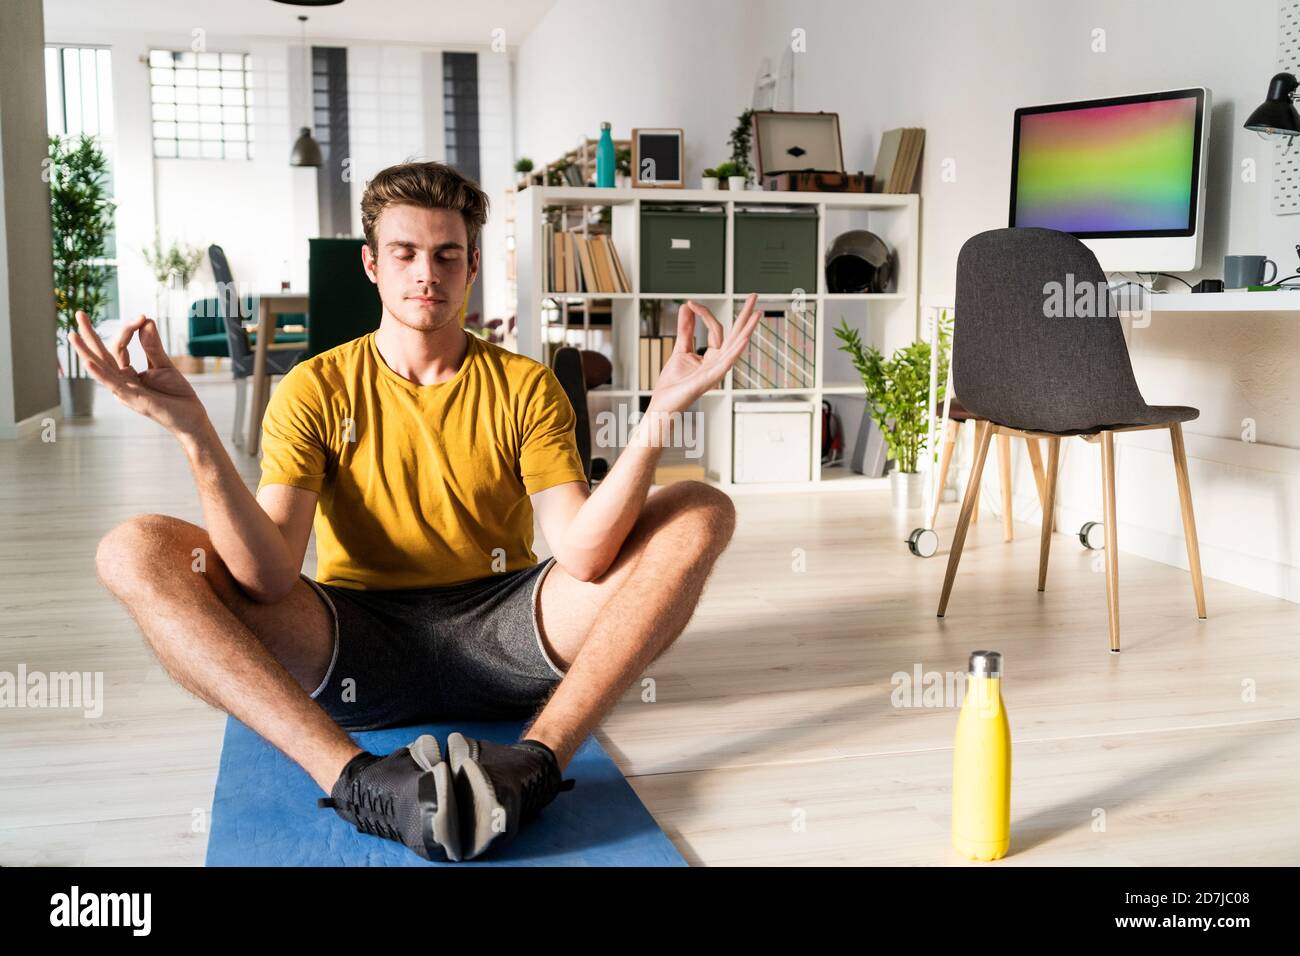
[
  {"x1": 516, "y1": 0, "x2": 1300, "y2": 601},
  {"x1": 515, "y1": 0, "x2": 758, "y2": 182}
]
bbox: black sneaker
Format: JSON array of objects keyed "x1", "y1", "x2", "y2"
[
  {"x1": 446, "y1": 732, "x2": 577, "y2": 860},
  {"x1": 317, "y1": 734, "x2": 461, "y2": 862}
]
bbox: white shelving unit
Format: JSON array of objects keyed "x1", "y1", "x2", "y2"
[{"x1": 516, "y1": 186, "x2": 921, "y2": 492}]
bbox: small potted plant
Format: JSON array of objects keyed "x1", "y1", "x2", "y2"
[
  {"x1": 701, "y1": 167, "x2": 720, "y2": 190},
  {"x1": 49, "y1": 133, "x2": 115, "y2": 418},
  {"x1": 714, "y1": 160, "x2": 741, "y2": 190},
  {"x1": 835, "y1": 315, "x2": 950, "y2": 511}
]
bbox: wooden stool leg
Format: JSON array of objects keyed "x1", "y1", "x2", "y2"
[
  {"x1": 997, "y1": 432, "x2": 1013, "y2": 541},
  {"x1": 1170, "y1": 423, "x2": 1208, "y2": 619},
  {"x1": 1037, "y1": 436, "x2": 1060, "y2": 591},
  {"x1": 1100, "y1": 431, "x2": 1121, "y2": 652},
  {"x1": 938, "y1": 420, "x2": 995, "y2": 618},
  {"x1": 930, "y1": 419, "x2": 959, "y2": 529}
]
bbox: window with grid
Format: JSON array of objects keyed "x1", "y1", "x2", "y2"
[{"x1": 148, "y1": 50, "x2": 253, "y2": 159}]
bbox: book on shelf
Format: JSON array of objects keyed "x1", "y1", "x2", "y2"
[
  {"x1": 638, "y1": 335, "x2": 676, "y2": 389},
  {"x1": 876, "y1": 127, "x2": 925, "y2": 194},
  {"x1": 654, "y1": 461, "x2": 707, "y2": 485},
  {"x1": 872, "y1": 129, "x2": 903, "y2": 194},
  {"x1": 546, "y1": 229, "x2": 630, "y2": 294}
]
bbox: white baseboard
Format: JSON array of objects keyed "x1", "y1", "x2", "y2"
[{"x1": 0, "y1": 404, "x2": 62, "y2": 440}]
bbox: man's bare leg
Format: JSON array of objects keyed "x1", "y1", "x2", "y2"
[
  {"x1": 96, "y1": 513, "x2": 363, "y2": 793},
  {"x1": 527, "y1": 480, "x2": 736, "y2": 770}
]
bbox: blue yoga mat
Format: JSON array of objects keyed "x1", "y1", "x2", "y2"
[{"x1": 205, "y1": 717, "x2": 686, "y2": 866}]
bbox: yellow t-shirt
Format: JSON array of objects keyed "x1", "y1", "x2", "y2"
[{"x1": 258, "y1": 330, "x2": 587, "y2": 590}]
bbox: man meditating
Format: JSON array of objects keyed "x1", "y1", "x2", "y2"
[{"x1": 73, "y1": 160, "x2": 760, "y2": 862}]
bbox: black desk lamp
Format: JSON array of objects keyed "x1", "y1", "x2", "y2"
[{"x1": 1244, "y1": 72, "x2": 1300, "y2": 139}]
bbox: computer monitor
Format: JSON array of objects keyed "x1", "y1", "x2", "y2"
[{"x1": 1008, "y1": 88, "x2": 1210, "y2": 272}]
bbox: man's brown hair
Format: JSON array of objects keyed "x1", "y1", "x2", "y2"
[{"x1": 360, "y1": 160, "x2": 490, "y2": 255}]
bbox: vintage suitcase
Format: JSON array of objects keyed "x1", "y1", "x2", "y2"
[
  {"x1": 752, "y1": 111, "x2": 868, "y2": 192},
  {"x1": 762, "y1": 171, "x2": 872, "y2": 192}
]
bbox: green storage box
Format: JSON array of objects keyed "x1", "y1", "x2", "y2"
[
  {"x1": 733, "y1": 205, "x2": 819, "y2": 295},
  {"x1": 640, "y1": 204, "x2": 726, "y2": 294}
]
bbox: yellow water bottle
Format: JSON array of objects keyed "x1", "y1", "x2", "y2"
[{"x1": 952, "y1": 650, "x2": 1011, "y2": 861}]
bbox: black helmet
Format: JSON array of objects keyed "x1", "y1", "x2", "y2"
[{"x1": 825, "y1": 229, "x2": 895, "y2": 294}]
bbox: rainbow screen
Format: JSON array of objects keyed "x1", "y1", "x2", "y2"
[{"x1": 1010, "y1": 94, "x2": 1200, "y2": 235}]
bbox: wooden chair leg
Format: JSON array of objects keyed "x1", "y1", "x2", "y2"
[
  {"x1": 1170, "y1": 423, "x2": 1208, "y2": 619},
  {"x1": 1025, "y1": 437, "x2": 1055, "y2": 531},
  {"x1": 929, "y1": 419, "x2": 960, "y2": 529},
  {"x1": 1100, "y1": 431, "x2": 1121, "y2": 652},
  {"x1": 1037, "y1": 436, "x2": 1060, "y2": 591},
  {"x1": 232, "y1": 376, "x2": 247, "y2": 450},
  {"x1": 938, "y1": 420, "x2": 995, "y2": 618},
  {"x1": 997, "y1": 432, "x2": 1014, "y2": 541}
]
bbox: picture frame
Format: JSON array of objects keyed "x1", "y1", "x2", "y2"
[{"x1": 631, "y1": 127, "x2": 685, "y2": 188}]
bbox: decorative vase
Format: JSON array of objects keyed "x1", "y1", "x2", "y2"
[
  {"x1": 727, "y1": 175, "x2": 747, "y2": 192},
  {"x1": 889, "y1": 469, "x2": 924, "y2": 510},
  {"x1": 59, "y1": 377, "x2": 96, "y2": 418},
  {"x1": 701, "y1": 176, "x2": 719, "y2": 190}
]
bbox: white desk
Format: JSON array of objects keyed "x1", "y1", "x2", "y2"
[{"x1": 1147, "y1": 291, "x2": 1300, "y2": 312}]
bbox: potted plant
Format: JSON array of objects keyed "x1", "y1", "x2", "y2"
[
  {"x1": 835, "y1": 314, "x2": 950, "y2": 510},
  {"x1": 49, "y1": 133, "x2": 116, "y2": 419},
  {"x1": 514, "y1": 156, "x2": 534, "y2": 175},
  {"x1": 701, "y1": 167, "x2": 720, "y2": 190},
  {"x1": 142, "y1": 234, "x2": 204, "y2": 358},
  {"x1": 714, "y1": 160, "x2": 740, "y2": 190},
  {"x1": 730, "y1": 108, "x2": 756, "y2": 188}
]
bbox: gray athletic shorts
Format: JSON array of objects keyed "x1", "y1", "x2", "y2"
[{"x1": 300, "y1": 557, "x2": 566, "y2": 732}]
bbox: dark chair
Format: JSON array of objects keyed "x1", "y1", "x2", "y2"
[
  {"x1": 937, "y1": 227, "x2": 1206, "y2": 652},
  {"x1": 306, "y1": 239, "x2": 381, "y2": 358},
  {"x1": 551, "y1": 348, "x2": 614, "y2": 486},
  {"x1": 208, "y1": 245, "x2": 305, "y2": 448}
]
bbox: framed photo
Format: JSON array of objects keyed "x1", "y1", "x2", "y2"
[{"x1": 631, "y1": 128, "x2": 684, "y2": 188}]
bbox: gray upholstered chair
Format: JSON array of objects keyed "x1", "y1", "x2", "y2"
[{"x1": 937, "y1": 227, "x2": 1207, "y2": 652}]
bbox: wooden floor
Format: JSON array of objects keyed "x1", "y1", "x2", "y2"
[{"x1": 1, "y1": 374, "x2": 1297, "y2": 865}]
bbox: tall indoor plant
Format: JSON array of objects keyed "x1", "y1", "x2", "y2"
[
  {"x1": 50, "y1": 133, "x2": 116, "y2": 418},
  {"x1": 730, "y1": 108, "x2": 756, "y2": 186},
  {"x1": 835, "y1": 312, "x2": 951, "y2": 509}
]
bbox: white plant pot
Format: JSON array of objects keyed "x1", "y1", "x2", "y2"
[
  {"x1": 701, "y1": 177, "x2": 719, "y2": 191},
  {"x1": 727, "y1": 176, "x2": 747, "y2": 191},
  {"x1": 889, "y1": 470, "x2": 925, "y2": 511}
]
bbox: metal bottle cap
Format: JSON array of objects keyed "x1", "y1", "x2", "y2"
[
  {"x1": 968, "y1": 650, "x2": 1003, "y2": 678},
  {"x1": 601, "y1": 121, "x2": 611, "y2": 130}
]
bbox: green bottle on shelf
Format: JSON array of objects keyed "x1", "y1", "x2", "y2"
[{"x1": 596, "y1": 121, "x2": 615, "y2": 188}]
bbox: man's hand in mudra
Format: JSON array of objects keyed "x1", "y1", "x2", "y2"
[
  {"x1": 648, "y1": 292, "x2": 761, "y2": 417},
  {"x1": 69, "y1": 310, "x2": 209, "y2": 438}
]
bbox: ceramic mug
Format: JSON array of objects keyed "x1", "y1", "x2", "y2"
[{"x1": 1223, "y1": 255, "x2": 1278, "y2": 288}]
